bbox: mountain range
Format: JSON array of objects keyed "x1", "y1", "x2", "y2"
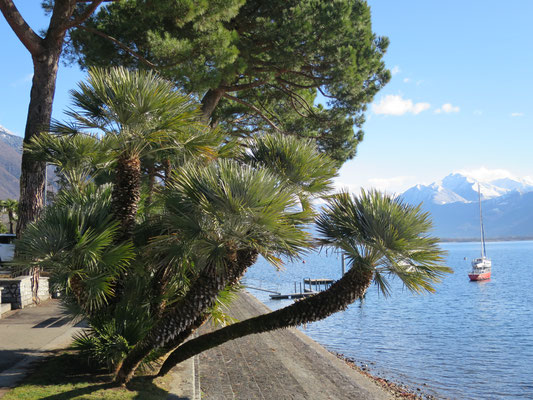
[
  {"x1": 0, "y1": 125, "x2": 23, "y2": 199},
  {"x1": 2, "y1": 124, "x2": 533, "y2": 239},
  {"x1": 401, "y1": 173, "x2": 533, "y2": 239}
]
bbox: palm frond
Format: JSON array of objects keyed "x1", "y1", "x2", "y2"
[
  {"x1": 242, "y1": 133, "x2": 338, "y2": 205},
  {"x1": 67, "y1": 66, "x2": 202, "y2": 157},
  {"x1": 14, "y1": 184, "x2": 135, "y2": 314},
  {"x1": 317, "y1": 189, "x2": 451, "y2": 295},
  {"x1": 158, "y1": 159, "x2": 312, "y2": 272}
]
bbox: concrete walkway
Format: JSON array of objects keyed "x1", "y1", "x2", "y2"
[
  {"x1": 196, "y1": 292, "x2": 394, "y2": 400},
  {"x1": 0, "y1": 299, "x2": 85, "y2": 396},
  {"x1": 0, "y1": 294, "x2": 395, "y2": 399},
  {"x1": 0, "y1": 300, "x2": 196, "y2": 399}
]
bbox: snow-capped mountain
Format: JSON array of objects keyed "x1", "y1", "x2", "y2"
[
  {"x1": 402, "y1": 182, "x2": 467, "y2": 205},
  {"x1": 400, "y1": 172, "x2": 533, "y2": 239},
  {"x1": 0, "y1": 125, "x2": 23, "y2": 154},
  {"x1": 401, "y1": 172, "x2": 533, "y2": 206}
]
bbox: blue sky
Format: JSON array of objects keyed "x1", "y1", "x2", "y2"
[{"x1": 1, "y1": 1, "x2": 532, "y2": 193}]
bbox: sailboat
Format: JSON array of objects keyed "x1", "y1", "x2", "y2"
[{"x1": 468, "y1": 184, "x2": 491, "y2": 281}]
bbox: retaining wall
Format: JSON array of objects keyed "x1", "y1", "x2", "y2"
[{"x1": 0, "y1": 276, "x2": 50, "y2": 309}]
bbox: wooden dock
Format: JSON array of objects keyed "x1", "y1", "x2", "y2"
[
  {"x1": 269, "y1": 278, "x2": 335, "y2": 300},
  {"x1": 269, "y1": 291, "x2": 317, "y2": 300}
]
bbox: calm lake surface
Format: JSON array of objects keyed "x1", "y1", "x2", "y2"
[{"x1": 244, "y1": 240, "x2": 533, "y2": 399}]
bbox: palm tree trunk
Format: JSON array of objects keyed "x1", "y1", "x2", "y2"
[
  {"x1": 156, "y1": 260, "x2": 374, "y2": 377},
  {"x1": 113, "y1": 248, "x2": 257, "y2": 385},
  {"x1": 8, "y1": 210, "x2": 14, "y2": 234},
  {"x1": 112, "y1": 154, "x2": 141, "y2": 240}
]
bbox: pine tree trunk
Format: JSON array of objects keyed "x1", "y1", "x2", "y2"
[
  {"x1": 17, "y1": 50, "x2": 62, "y2": 236},
  {"x1": 156, "y1": 260, "x2": 375, "y2": 377},
  {"x1": 2, "y1": 0, "x2": 98, "y2": 235},
  {"x1": 112, "y1": 154, "x2": 142, "y2": 240},
  {"x1": 113, "y1": 248, "x2": 257, "y2": 385},
  {"x1": 200, "y1": 88, "x2": 225, "y2": 123}
]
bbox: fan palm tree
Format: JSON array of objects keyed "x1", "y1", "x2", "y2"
[
  {"x1": 14, "y1": 184, "x2": 135, "y2": 315},
  {"x1": 0, "y1": 199, "x2": 18, "y2": 234},
  {"x1": 155, "y1": 190, "x2": 451, "y2": 376},
  {"x1": 114, "y1": 159, "x2": 313, "y2": 384},
  {"x1": 25, "y1": 132, "x2": 113, "y2": 191},
  {"x1": 54, "y1": 66, "x2": 213, "y2": 240}
]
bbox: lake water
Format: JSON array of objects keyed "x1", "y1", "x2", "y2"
[{"x1": 244, "y1": 241, "x2": 533, "y2": 399}]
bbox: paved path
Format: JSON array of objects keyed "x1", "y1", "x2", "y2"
[
  {"x1": 197, "y1": 292, "x2": 393, "y2": 400},
  {"x1": 0, "y1": 300, "x2": 196, "y2": 400},
  {"x1": 0, "y1": 299, "x2": 84, "y2": 396},
  {"x1": 0, "y1": 294, "x2": 395, "y2": 399}
]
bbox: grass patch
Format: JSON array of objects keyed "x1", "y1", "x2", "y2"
[{"x1": 2, "y1": 351, "x2": 173, "y2": 399}]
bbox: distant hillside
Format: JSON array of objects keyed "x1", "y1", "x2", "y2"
[
  {"x1": 401, "y1": 173, "x2": 533, "y2": 239},
  {"x1": 0, "y1": 125, "x2": 23, "y2": 199}
]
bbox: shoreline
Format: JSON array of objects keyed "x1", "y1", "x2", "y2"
[
  {"x1": 198, "y1": 291, "x2": 396, "y2": 399},
  {"x1": 332, "y1": 352, "x2": 439, "y2": 400},
  {"x1": 246, "y1": 291, "x2": 442, "y2": 399}
]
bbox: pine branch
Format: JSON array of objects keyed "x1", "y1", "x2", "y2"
[
  {"x1": 65, "y1": 0, "x2": 105, "y2": 30},
  {"x1": 0, "y1": 0, "x2": 43, "y2": 55},
  {"x1": 76, "y1": 25, "x2": 158, "y2": 70},
  {"x1": 222, "y1": 93, "x2": 281, "y2": 132}
]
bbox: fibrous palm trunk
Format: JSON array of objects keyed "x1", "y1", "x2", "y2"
[
  {"x1": 8, "y1": 210, "x2": 14, "y2": 234},
  {"x1": 112, "y1": 154, "x2": 142, "y2": 240},
  {"x1": 156, "y1": 259, "x2": 374, "y2": 377},
  {"x1": 114, "y1": 248, "x2": 257, "y2": 385}
]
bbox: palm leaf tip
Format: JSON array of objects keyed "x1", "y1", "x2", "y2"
[{"x1": 317, "y1": 189, "x2": 451, "y2": 296}]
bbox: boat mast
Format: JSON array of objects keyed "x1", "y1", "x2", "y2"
[{"x1": 478, "y1": 183, "x2": 487, "y2": 258}]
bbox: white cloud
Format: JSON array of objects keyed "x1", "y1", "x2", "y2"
[
  {"x1": 372, "y1": 95, "x2": 430, "y2": 116},
  {"x1": 403, "y1": 78, "x2": 410, "y2": 83},
  {"x1": 456, "y1": 167, "x2": 515, "y2": 182},
  {"x1": 368, "y1": 176, "x2": 416, "y2": 192},
  {"x1": 435, "y1": 103, "x2": 460, "y2": 114},
  {"x1": 473, "y1": 110, "x2": 483, "y2": 116},
  {"x1": 511, "y1": 112, "x2": 524, "y2": 117},
  {"x1": 333, "y1": 182, "x2": 363, "y2": 194},
  {"x1": 390, "y1": 65, "x2": 401, "y2": 75},
  {"x1": 334, "y1": 176, "x2": 416, "y2": 195}
]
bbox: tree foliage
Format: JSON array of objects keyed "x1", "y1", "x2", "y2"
[
  {"x1": 13, "y1": 68, "x2": 451, "y2": 387},
  {"x1": 68, "y1": 0, "x2": 390, "y2": 163},
  {"x1": 0, "y1": 199, "x2": 18, "y2": 234}
]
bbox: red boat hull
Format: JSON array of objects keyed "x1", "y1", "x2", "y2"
[{"x1": 468, "y1": 272, "x2": 491, "y2": 281}]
